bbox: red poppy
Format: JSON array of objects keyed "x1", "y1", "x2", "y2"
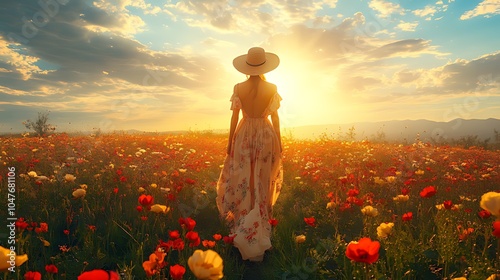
[
  {"x1": 223, "y1": 234, "x2": 236, "y2": 244},
  {"x1": 172, "y1": 238, "x2": 185, "y2": 251},
  {"x1": 345, "y1": 237, "x2": 380, "y2": 264},
  {"x1": 136, "y1": 205, "x2": 143, "y2": 212},
  {"x1": 169, "y1": 230, "x2": 180, "y2": 240},
  {"x1": 443, "y1": 200, "x2": 453, "y2": 210},
  {"x1": 493, "y1": 221, "x2": 500, "y2": 238},
  {"x1": 185, "y1": 178, "x2": 196, "y2": 184},
  {"x1": 16, "y1": 218, "x2": 29, "y2": 231},
  {"x1": 39, "y1": 222, "x2": 48, "y2": 232},
  {"x1": 24, "y1": 271, "x2": 42, "y2": 280},
  {"x1": 186, "y1": 231, "x2": 200, "y2": 247},
  {"x1": 78, "y1": 270, "x2": 120, "y2": 280},
  {"x1": 170, "y1": 264, "x2": 186, "y2": 280},
  {"x1": 402, "y1": 212, "x2": 413, "y2": 222},
  {"x1": 269, "y1": 219, "x2": 278, "y2": 227},
  {"x1": 420, "y1": 186, "x2": 437, "y2": 198},
  {"x1": 347, "y1": 188, "x2": 359, "y2": 197},
  {"x1": 179, "y1": 217, "x2": 196, "y2": 231},
  {"x1": 63, "y1": 229, "x2": 70, "y2": 235},
  {"x1": 113, "y1": 187, "x2": 119, "y2": 194},
  {"x1": 478, "y1": 210, "x2": 491, "y2": 219},
  {"x1": 138, "y1": 194, "x2": 154, "y2": 207},
  {"x1": 45, "y1": 264, "x2": 58, "y2": 274},
  {"x1": 304, "y1": 217, "x2": 316, "y2": 227},
  {"x1": 401, "y1": 187, "x2": 410, "y2": 195}
]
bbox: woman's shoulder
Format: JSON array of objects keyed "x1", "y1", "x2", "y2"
[{"x1": 262, "y1": 81, "x2": 278, "y2": 93}]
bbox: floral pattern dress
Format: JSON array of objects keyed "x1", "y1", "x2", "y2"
[{"x1": 216, "y1": 87, "x2": 283, "y2": 261}]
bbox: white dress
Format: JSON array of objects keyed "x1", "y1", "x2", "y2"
[{"x1": 216, "y1": 88, "x2": 283, "y2": 261}]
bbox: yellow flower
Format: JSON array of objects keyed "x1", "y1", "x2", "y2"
[
  {"x1": 150, "y1": 204, "x2": 170, "y2": 214},
  {"x1": 376, "y1": 222, "x2": 394, "y2": 238},
  {"x1": 361, "y1": 205, "x2": 379, "y2": 217},
  {"x1": 326, "y1": 202, "x2": 336, "y2": 209},
  {"x1": 80, "y1": 184, "x2": 88, "y2": 190},
  {"x1": 65, "y1": 174, "x2": 76, "y2": 182},
  {"x1": 138, "y1": 187, "x2": 146, "y2": 193},
  {"x1": 295, "y1": 234, "x2": 306, "y2": 244},
  {"x1": 0, "y1": 246, "x2": 28, "y2": 272},
  {"x1": 39, "y1": 238, "x2": 50, "y2": 247},
  {"x1": 393, "y1": 195, "x2": 409, "y2": 202},
  {"x1": 415, "y1": 169, "x2": 425, "y2": 175},
  {"x1": 150, "y1": 183, "x2": 158, "y2": 188},
  {"x1": 188, "y1": 249, "x2": 223, "y2": 280},
  {"x1": 480, "y1": 192, "x2": 500, "y2": 216},
  {"x1": 72, "y1": 188, "x2": 86, "y2": 198},
  {"x1": 486, "y1": 274, "x2": 500, "y2": 280},
  {"x1": 385, "y1": 176, "x2": 396, "y2": 183},
  {"x1": 27, "y1": 171, "x2": 38, "y2": 178},
  {"x1": 373, "y1": 177, "x2": 386, "y2": 185}
]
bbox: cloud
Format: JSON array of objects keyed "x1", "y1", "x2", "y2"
[
  {"x1": 368, "y1": 0, "x2": 405, "y2": 18},
  {"x1": 169, "y1": 0, "x2": 340, "y2": 34},
  {"x1": 0, "y1": 0, "x2": 233, "y2": 134},
  {"x1": 396, "y1": 21, "x2": 419, "y2": 32},
  {"x1": 460, "y1": 0, "x2": 500, "y2": 20},
  {"x1": 369, "y1": 39, "x2": 446, "y2": 59},
  {"x1": 413, "y1": 5, "x2": 437, "y2": 18},
  {"x1": 397, "y1": 51, "x2": 500, "y2": 95}
]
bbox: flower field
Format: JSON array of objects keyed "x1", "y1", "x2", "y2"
[{"x1": 1, "y1": 132, "x2": 499, "y2": 279}]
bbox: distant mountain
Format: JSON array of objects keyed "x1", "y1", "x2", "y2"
[{"x1": 284, "y1": 118, "x2": 500, "y2": 142}]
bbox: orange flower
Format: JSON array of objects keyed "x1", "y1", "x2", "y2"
[
  {"x1": 213, "y1": 234, "x2": 222, "y2": 241},
  {"x1": 142, "y1": 249, "x2": 167, "y2": 277},
  {"x1": 202, "y1": 240, "x2": 216, "y2": 248},
  {"x1": 457, "y1": 226, "x2": 474, "y2": 241},
  {"x1": 345, "y1": 237, "x2": 380, "y2": 264}
]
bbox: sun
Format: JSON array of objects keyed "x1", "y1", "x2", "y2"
[{"x1": 265, "y1": 56, "x2": 347, "y2": 128}]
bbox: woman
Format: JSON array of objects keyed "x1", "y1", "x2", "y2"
[{"x1": 216, "y1": 47, "x2": 283, "y2": 261}]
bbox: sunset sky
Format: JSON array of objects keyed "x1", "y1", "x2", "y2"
[{"x1": 1, "y1": 0, "x2": 499, "y2": 134}]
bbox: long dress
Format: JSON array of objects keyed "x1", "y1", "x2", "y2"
[{"x1": 216, "y1": 87, "x2": 283, "y2": 261}]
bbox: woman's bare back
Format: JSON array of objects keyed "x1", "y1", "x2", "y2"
[{"x1": 237, "y1": 77, "x2": 277, "y2": 118}]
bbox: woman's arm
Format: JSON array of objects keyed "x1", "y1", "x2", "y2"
[
  {"x1": 227, "y1": 108, "x2": 240, "y2": 154},
  {"x1": 271, "y1": 111, "x2": 282, "y2": 152}
]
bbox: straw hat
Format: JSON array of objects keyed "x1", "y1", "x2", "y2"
[{"x1": 233, "y1": 47, "x2": 280, "y2": 75}]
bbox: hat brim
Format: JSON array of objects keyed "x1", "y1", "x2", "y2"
[{"x1": 233, "y1": 52, "x2": 280, "y2": 75}]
